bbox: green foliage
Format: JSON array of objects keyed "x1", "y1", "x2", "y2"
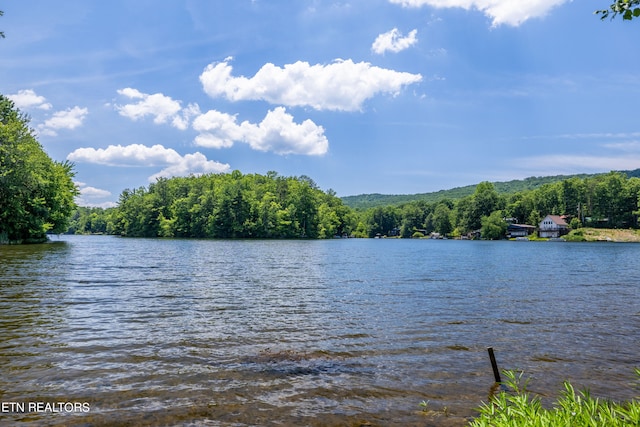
[
  {"x1": 341, "y1": 172, "x2": 620, "y2": 210},
  {"x1": 570, "y1": 217, "x2": 582, "y2": 229},
  {"x1": 596, "y1": 0, "x2": 640, "y2": 20},
  {"x1": 350, "y1": 171, "x2": 640, "y2": 239},
  {"x1": 66, "y1": 206, "x2": 117, "y2": 234},
  {"x1": 504, "y1": 172, "x2": 639, "y2": 230},
  {"x1": 109, "y1": 171, "x2": 351, "y2": 239},
  {"x1": 363, "y1": 205, "x2": 401, "y2": 237},
  {"x1": 481, "y1": 211, "x2": 507, "y2": 240},
  {"x1": 432, "y1": 202, "x2": 453, "y2": 235},
  {"x1": 66, "y1": 168, "x2": 640, "y2": 240},
  {"x1": 0, "y1": 94, "x2": 78, "y2": 243},
  {"x1": 470, "y1": 370, "x2": 640, "y2": 427},
  {"x1": 470, "y1": 182, "x2": 504, "y2": 231},
  {"x1": 565, "y1": 229, "x2": 587, "y2": 242}
]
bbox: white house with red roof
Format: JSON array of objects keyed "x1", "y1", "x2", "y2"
[{"x1": 539, "y1": 215, "x2": 569, "y2": 238}]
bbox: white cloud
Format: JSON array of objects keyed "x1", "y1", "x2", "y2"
[
  {"x1": 172, "y1": 103, "x2": 201, "y2": 131},
  {"x1": 38, "y1": 106, "x2": 88, "y2": 136},
  {"x1": 372, "y1": 28, "x2": 418, "y2": 54},
  {"x1": 67, "y1": 143, "x2": 231, "y2": 181},
  {"x1": 193, "y1": 110, "x2": 244, "y2": 149},
  {"x1": 244, "y1": 107, "x2": 328, "y2": 155},
  {"x1": 199, "y1": 58, "x2": 422, "y2": 111},
  {"x1": 388, "y1": 0, "x2": 569, "y2": 26},
  {"x1": 603, "y1": 141, "x2": 640, "y2": 152},
  {"x1": 193, "y1": 107, "x2": 328, "y2": 155},
  {"x1": 5, "y1": 90, "x2": 88, "y2": 137},
  {"x1": 68, "y1": 143, "x2": 182, "y2": 166},
  {"x1": 116, "y1": 88, "x2": 192, "y2": 128},
  {"x1": 74, "y1": 182, "x2": 116, "y2": 208},
  {"x1": 149, "y1": 152, "x2": 229, "y2": 181},
  {"x1": 7, "y1": 89, "x2": 52, "y2": 110},
  {"x1": 75, "y1": 198, "x2": 118, "y2": 208},
  {"x1": 79, "y1": 185, "x2": 112, "y2": 198},
  {"x1": 516, "y1": 154, "x2": 640, "y2": 174}
]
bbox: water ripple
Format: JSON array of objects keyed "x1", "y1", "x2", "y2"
[{"x1": 0, "y1": 236, "x2": 638, "y2": 426}]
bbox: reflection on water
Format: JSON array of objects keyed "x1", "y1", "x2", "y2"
[{"x1": 0, "y1": 236, "x2": 639, "y2": 426}]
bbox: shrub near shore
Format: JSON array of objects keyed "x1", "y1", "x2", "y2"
[{"x1": 469, "y1": 370, "x2": 640, "y2": 427}]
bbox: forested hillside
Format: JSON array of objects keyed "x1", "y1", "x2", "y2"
[
  {"x1": 342, "y1": 170, "x2": 640, "y2": 209},
  {"x1": 359, "y1": 171, "x2": 640, "y2": 239}
]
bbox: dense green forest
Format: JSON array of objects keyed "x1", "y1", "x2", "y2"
[
  {"x1": 72, "y1": 171, "x2": 355, "y2": 239},
  {"x1": 359, "y1": 172, "x2": 640, "y2": 239},
  {"x1": 342, "y1": 170, "x2": 640, "y2": 209},
  {"x1": 70, "y1": 170, "x2": 640, "y2": 240},
  {"x1": 0, "y1": 94, "x2": 78, "y2": 244}
]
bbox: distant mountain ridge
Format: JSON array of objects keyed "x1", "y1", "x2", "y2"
[{"x1": 341, "y1": 169, "x2": 640, "y2": 210}]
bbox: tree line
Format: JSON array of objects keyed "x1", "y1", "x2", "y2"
[
  {"x1": 70, "y1": 172, "x2": 355, "y2": 239},
  {"x1": 70, "y1": 170, "x2": 640, "y2": 240},
  {"x1": 355, "y1": 172, "x2": 640, "y2": 239}
]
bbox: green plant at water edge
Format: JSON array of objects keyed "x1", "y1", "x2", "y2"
[
  {"x1": 565, "y1": 229, "x2": 587, "y2": 242},
  {"x1": 469, "y1": 370, "x2": 640, "y2": 427}
]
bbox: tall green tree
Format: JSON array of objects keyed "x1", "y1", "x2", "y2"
[
  {"x1": 0, "y1": 95, "x2": 78, "y2": 243},
  {"x1": 432, "y1": 203, "x2": 453, "y2": 235},
  {"x1": 399, "y1": 201, "x2": 429, "y2": 237},
  {"x1": 467, "y1": 182, "x2": 503, "y2": 232},
  {"x1": 481, "y1": 211, "x2": 507, "y2": 240}
]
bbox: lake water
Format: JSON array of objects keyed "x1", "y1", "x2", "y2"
[{"x1": 0, "y1": 236, "x2": 638, "y2": 426}]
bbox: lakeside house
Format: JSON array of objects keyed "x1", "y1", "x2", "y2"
[
  {"x1": 538, "y1": 215, "x2": 569, "y2": 238},
  {"x1": 506, "y1": 223, "x2": 537, "y2": 238}
]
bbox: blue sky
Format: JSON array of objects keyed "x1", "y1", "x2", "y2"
[{"x1": 2, "y1": 0, "x2": 639, "y2": 207}]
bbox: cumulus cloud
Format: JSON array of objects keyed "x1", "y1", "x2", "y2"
[
  {"x1": 7, "y1": 89, "x2": 52, "y2": 110},
  {"x1": 199, "y1": 58, "x2": 422, "y2": 111},
  {"x1": 114, "y1": 78, "x2": 333, "y2": 156},
  {"x1": 115, "y1": 88, "x2": 199, "y2": 129},
  {"x1": 74, "y1": 182, "x2": 116, "y2": 208},
  {"x1": 193, "y1": 107, "x2": 328, "y2": 156},
  {"x1": 5, "y1": 89, "x2": 88, "y2": 137},
  {"x1": 67, "y1": 143, "x2": 230, "y2": 181},
  {"x1": 388, "y1": 0, "x2": 569, "y2": 26},
  {"x1": 172, "y1": 103, "x2": 202, "y2": 131},
  {"x1": 79, "y1": 185, "x2": 112, "y2": 198},
  {"x1": 148, "y1": 152, "x2": 229, "y2": 181},
  {"x1": 193, "y1": 110, "x2": 244, "y2": 149},
  {"x1": 39, "y1": 106, "x2": 88, "y2": 136},
  {"x1": 372, "y1": 28, "x2": 418, "y2": 54}
]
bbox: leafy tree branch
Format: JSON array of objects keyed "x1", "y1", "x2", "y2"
[{"x1": 596, "y1": 0, "x2": 640, "y2": 20}]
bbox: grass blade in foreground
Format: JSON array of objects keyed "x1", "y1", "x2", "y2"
[{"x1": 469, "y1": 369, "x2": 640, "y2": 426}]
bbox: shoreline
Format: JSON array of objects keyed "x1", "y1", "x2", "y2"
[{"x1": 564, "y1": 227, "x2": 640, "y2": 243}]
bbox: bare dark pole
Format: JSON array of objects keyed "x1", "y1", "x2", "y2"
[{"x1": 487, "y1": 347, "x2": 501, "y2": 383}]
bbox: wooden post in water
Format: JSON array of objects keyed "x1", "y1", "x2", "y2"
[{"x1": 487, "y1": 347, "x2": 501, "y2": 383}]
